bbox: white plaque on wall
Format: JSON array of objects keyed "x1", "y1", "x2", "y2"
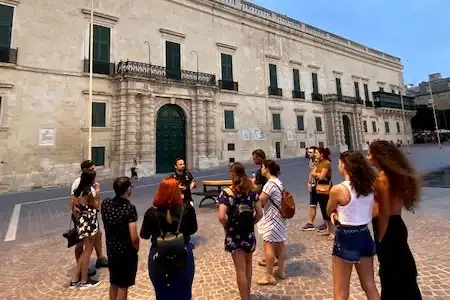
[
  {"x1": 286, "y1": 130, "x2": 295, "y2": 141},
  {"x1": 251, "y1": 128, "x2": 265, "y2": 140},
  {"x1": 241, "y1": 128, "x2": 251, "y2": 140},
  {"x1": 38, "y1": 128, "x2": 56, "y2": 147}
]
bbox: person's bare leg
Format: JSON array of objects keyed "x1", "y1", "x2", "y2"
[
  {"x1": 232, "y1": 251, "x2": 250, "y2": 300},
  {"x1": 109, "y1": 285, "x2": 118, "y2": 300},
  {"x1": 75, "y1": 243, "x2": 83, "y2": 262},
  {"x1": 274, "y1": 242, "x2": 286, "y2": 279},
  {"x1": 332, "y1": 256, "x2": 353, "y2": 300},
  {"x1": 117, "y1": 287, "x2": 129, "y2": 300},
  {"x1": 80, "y1": 238, "x2": 94, "y2": 282},
  {"x1": 245, "y1": 252, "x2": 253, "y2": 296},
  {"x1": 94, "y1": 230, "x2": 105, "y2": 259},
  {"x1": 355, "y1": 257, "x2": 380, "y2": 300}
]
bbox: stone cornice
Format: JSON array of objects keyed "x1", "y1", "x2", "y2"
[
  {"x1": 265, "y1": 54, "x2": 281, "y2": 60},
  {"x1": 216, "y1": 42, "x2": 237, "y2": 51},
  {"x1": 1, "y1": 0, "x2": 20, "y2": 5},
  {"x1": 81, "y1": 9, "x2": 119, "y2": 24},
  {"x1": 289, "y1": 60, "x2": 303, "y2": 66},
  {"x1": 308, "y1": 64, "x2": 320, "y2": 70},
  {"x1": 294, "y1": 108, "x2": 306, "y2": 113},
  {"x1": 0, "y1": 83, "x2": 14, "y2": 89},
  {"x1": 268, "y1": 105, "x2": 283, "y2": 111},
  {"x1": 219, "y1": 101, "x2": 238, "y2": 107},
  {"x1": 82, "y1": 90, "x2": 114, "y2": 97},
  {"x1": 377, "y1": 81, "x2": 386, "y2": 85},
  {"x1": 159, "y1": 28, "x2": 186, "y2": 40}
]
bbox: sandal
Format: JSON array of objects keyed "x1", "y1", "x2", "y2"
[
  {"x1": 273, "y1": 270, "x2": 287, "y2": 280},
  {"x1": 328, "y1": 233, "x2": 335, "y2": 241},
  {"x1": 258, "y1": 259, "x2": 278, "y2": 267},
  {"x1": 256, "y1": 275, "x2": 277, "y2": 285}
]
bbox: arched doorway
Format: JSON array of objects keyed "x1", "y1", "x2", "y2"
[
  {"x1": 156, "y1": 104, "x2": 186, "y2": 173},
  {"x1": 342, "y1": 115, "x2": 352, "y2": 150}
]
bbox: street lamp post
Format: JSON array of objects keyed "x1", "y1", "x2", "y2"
[
  {"x1": 398, "y1": 72, "x2": 410, "y2": 153},
  {"x1": 87, "y1": 0, "x2": 94, "y2": 160},
  {"x1": 190, "y1": 50, "x2": 199, "y2": 82},
  {"x1": 428, "y1": 79, "x2": 442, "y2": 149},
  {"x1": 144, "y1": 41, "x2": 151, "y2": 79}
]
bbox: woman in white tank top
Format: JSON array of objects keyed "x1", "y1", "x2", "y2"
[{"x1": 326, "y1": 151, "x2": 379, "y2": 300}]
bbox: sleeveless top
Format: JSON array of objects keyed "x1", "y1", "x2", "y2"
[{"x1": 337, "y1": 181, "x2": 374, "y2": 226}]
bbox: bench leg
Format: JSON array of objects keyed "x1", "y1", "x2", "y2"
[{"x1": 199, "y1": 197, "x2": 218, "y2": 208}]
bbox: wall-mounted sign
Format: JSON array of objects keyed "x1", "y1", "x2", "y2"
[
  {"x1": 38, "y1": 128, "x2": 55, "y2": 147},
  {"x1": 286, "y1": 130, "x2": 295, "y2": 141},
  {"x1": 252, "y1": 128, "x2": 265, "y2": 140},
  {"x1": 241, "y1": 128, "x2": 251, "y2": 140}
]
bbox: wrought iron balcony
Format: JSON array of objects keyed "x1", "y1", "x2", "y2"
[
  {"x1": 0, "y1": 47, "x2": 18, "y2": 64},
  {"x1": 365, "y1": 100, "x2": 374, "y2": 107},
  {"x1": 372, "y1": 91, "x2": 415, "y2": 111},
  {"x1": 323, "y1": 94, "x2": 363, "y2": 105},
  {"x1": 311, "y1": 93, "x2": 323, "y2": 101},
  {"x1": 83, "y1": 59, "x2": 115, "y2": 76},
  {"x1": 219, "y1": 80, "x2": 239, "y2": 91},
  {"x1": 268, "y1": 86, "x2": 282, "y2": 97},
  {"x1": 292, "y1": 90, "x2": 305, "y2": 99},
  {"x1": 116, "y1": 60, "x2": 216, "y2": 86}
]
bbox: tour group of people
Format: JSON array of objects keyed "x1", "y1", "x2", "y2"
[{"x1": 68, "y1": 140, "x2": 422, "y2": 300}]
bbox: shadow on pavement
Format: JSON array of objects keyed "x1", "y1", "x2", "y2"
[
  {"x1": 422, "y1": 166, "x2": 450, "y2": 188},
  {"x1": 285, "y1": 260, "x2": 322, "y2": 278}
]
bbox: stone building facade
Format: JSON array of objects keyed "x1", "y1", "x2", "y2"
[{"x1": 0, "y1": 0, "x2": 414, "y2": 191}]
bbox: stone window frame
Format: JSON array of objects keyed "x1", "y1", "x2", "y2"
[
  {"x1": 289, "y1": 60, "x2": 303, "y2": 92},
  {"x1": 220, "y1": 102, "x2": 238, "y2": 132},
  {"x1": 363, "y1": 120, "x2": 368, "y2": 133},
  {"x1": 308, "y1": 64, "x2": 321, "y2": 97},
  {"x1": 294, "y1": 108, "x2": 306, "y2": 133},
  {"x1": 216, "y1": 42, "x2": 237, "y2": 83},
  {"x1": 384, "y1": 120, "x2": 390, "y2": 134},
  {"x1": 333, "y1": 71, "x2": 343, "y2": 96},
  {"x1": 314, "y1": 115, "x2": 324, "y2": 133},
  {"x1": 377, "y1": 81, "x2": 386, "y2": 92},
  {"x1": 0, "y1": 0, "x2": 20, "y2": 57},
  {"x1": 269, "y1": 106, "x2": 283, "y2": 132},
  {"x1": 362, "y1": 78, "x2": 371, "y2": 102},
  {"x1": 82, "y1": 9, "x2": 118, "y2": 65},
  {"x1": 91, "y1": 146, "x2": 106, "y2": 166},
  {"x1": 0, "y1": 83, "x2": 13, "y2": 129},
  {"x1": 266, "y1": 54, "x2": 281, "y2": 93},
  {"x1": 160, "y1": 28, "x2": 186, "y2": 71},
  {"x1": 81, "y1": 90, "x2": 113, "y2": 131}
]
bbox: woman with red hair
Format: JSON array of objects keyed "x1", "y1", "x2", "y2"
[{"x1": 140, "y1": 177, "x2": 198, "y2": 300}]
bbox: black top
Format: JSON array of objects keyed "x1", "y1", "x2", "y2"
[
  {"x1": 101, "y1": 196, "x2": 138, "y2": 257},
  {"x1": 254, "y1": 168, "x2": 268, "y2": 192},
  {"x1": 140, "y1": 202, "x2": 198, "y2": 245},
  {"x1": 172, "y1": 171, "x2": 194, "y2": 202}
]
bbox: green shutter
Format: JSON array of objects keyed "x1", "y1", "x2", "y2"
[
  {"x1": 92, "y1": 147, "x2": 105, "y2": 166},
  {"x1": 272, "y1": 113, "x2": 281, "y2": 130},
  {"x1": 269, "y1": 64, "x2": 278, "y2": 88},
  {"x1": 364, "y1": 84, "x2": 370, "y2": 101},
  {"x1": 224, "y1": 110, "x2": 235, "y2": 129},
  {"x1": 372, "y1": 121, "x2": 377, "y2": 133},
  {"x1": 315, "y1": 116, "x2": 322, "y2": 132},
  {"x1": 312, "y1": 73, "x2": 319, "y2": 94},
  {"x1": 296, "y1": 115, "x2": 304, "y2": 131},
  {"x1": 336, "y1": 78, "x2": 342, "y2": 96},
  {"x1": 166, "y1": 41, "x2": 181, "y2": 80},
  {"x1": 221, "y1": 54, "x2": 233, "y2": 81},
  {"x1": 354, "y1": 82, "x2": 361, "y2": 99},
  {"x1": 293, "y1": 69, "x2": 300, "y2": 91},
  {"x1": 92, "y1": 25, "x2": 110, "y2": 62},
  {"x1": 92, "y1": 102, "x2": 106, "y2": 127},
  {"x1": 396, "y1": 122, "x2": 401, "y2": 133},
  {"x1": 0, "y1": 4, "x2": 13, "y2": 48},
  {"x1": 385, "y1": 121, "x2": 390, "y2": 133},
  {"x1": 363, "y1": 121, "x2": 368, "y2": 132}
]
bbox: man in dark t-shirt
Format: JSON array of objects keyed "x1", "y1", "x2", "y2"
[
  {"x1": 252, "y1": 149, "x2": 267, "y2": 194},
  {"x1": 172, "y1": 158, "x2": 196, "y2": 204}
]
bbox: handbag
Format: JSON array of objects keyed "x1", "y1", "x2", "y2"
[
  {"x1": 63, "y1": 218, "x2": 80, "y2": 248},
  {"x1": 315, "y1": 178, "x2": 332, "y2": 195}
]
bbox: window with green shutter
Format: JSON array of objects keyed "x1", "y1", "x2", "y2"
[
  {"x1": 0, "y1": 4, "x2": 14, "y2": 63},
  {"x1": 221, "y1": 53, "x2": 233, "y2": 82},
  {"x1": 166, "y1": 41, "x2": 181, "y2": 80},
  {"x1": 89, "y1": 25, "x2": 111, "y2": 74},
  {"x1": 335, "y1": 78, "x2": 342, "y2": 96},
  {"x1": 272, "y1": 113, "x2": 281, "y2": 130},
  {"x1": 396, "y1": 122, "x2": 401, "y2": 133},
  {"x1": 315, "y1": 116, "x2": 323, "y2": 132},
  {"x1": 296, "y1": 115, "x2": 305, "y2": 131},
  {"x1": 92, "y1": 147, "x2": 105, "y2": 166},
  {"x1": 385, "y1": 121, "x2": 390, "y2": 133},
  {"x1": 269, "y1": 64, "x2": 278, "y2": 88},
  {"x1": 312, "y1": 72, "x2": 319, "y2": 94},
  {"x1": 92, "y1": 102, "x2": 106, "y2": 127},
  {"x1": 224, "y1": 110, "x2": 235, "y2": 129},
  {"x1": 354, "y1": 82, "x2": 361, "y2": 99},
  {"x1": 372, "y1": 121, "x2": 377, "y2": 133},
  {"x1": 363, "y1": 120, "x2": 368, "y2": 133},
  {"x1": 364, "y1": 83, "x2": 370, "y2": 101},
  {"x1": 293, "y1": 69, "x2": 301, "y2": 91}
]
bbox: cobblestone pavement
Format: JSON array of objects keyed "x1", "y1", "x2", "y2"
[{"x1": 0, "y1": 187, "x2": 449, "y2": 300}]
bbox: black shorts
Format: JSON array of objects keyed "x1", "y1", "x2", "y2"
[{"x1": 108, "y1": 254, "x2": 138, "y2": 288}]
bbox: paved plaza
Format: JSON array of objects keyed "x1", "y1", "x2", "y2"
[{"x1": 0, "y1": 145, "x2": 449, "y2": 300}]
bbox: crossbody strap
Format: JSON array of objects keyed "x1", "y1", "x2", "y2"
[
  {"x1": 157, "y1": 204, "x2": 185, "y2": 237},
  {"x1": 268, "y1": 182, "x2": 283, "y2": 215}
]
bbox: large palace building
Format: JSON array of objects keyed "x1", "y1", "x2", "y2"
[{"x1": 0, "y1": 0, "x2": 415, "y2": 191}]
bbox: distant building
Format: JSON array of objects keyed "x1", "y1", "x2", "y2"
[{"x1": 408, "y1": 73, "x2": 450, "y2": 131}]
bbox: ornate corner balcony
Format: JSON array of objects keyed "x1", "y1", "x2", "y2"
[
  {"x1": 323, "y1": 94, "x2": 363, "y2": 105},
  {"x1": 116, "y1": 60, "x2": 216, "y2": 86},
  {"x1": 372, "y1": 91, "x2": 415, "y2": 111},
  {"x1": 0, "y1": 47, "x2": 18, "y2": 64}
]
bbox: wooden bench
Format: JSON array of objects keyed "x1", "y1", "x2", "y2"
[{"x1": 193, "y1": 179, "x2": 232, "y2": 207}]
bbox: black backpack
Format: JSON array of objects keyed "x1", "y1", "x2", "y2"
[
  {"x1": 227, "y1": 189, "x2": 255, "y2": 234},
  {"x1": 155, "y1": 205, "x2": 187, "y2": 273}
]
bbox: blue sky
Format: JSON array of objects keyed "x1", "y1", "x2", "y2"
[{"x1": 253, "y1": 0, "x2": 449, "y2": 85}]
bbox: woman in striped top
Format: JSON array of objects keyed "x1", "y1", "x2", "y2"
[{"x1": 256, "y1": 160, "x2": 287, "y2": 285}]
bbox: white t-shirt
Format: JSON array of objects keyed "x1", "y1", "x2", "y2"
[{"x1": 71, "y1": 177, "x2": 97, "y2": 197}]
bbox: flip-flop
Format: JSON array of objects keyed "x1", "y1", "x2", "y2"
[{"x1": 256, "y1": 276, "x2": 277, "y2": 285}]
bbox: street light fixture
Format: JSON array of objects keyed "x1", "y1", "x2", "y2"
[
  {"x1": 87, "y1": 0, "x2": 94, "y2": 160},
  {"x1": 427, "y1": 78, "x2": 442, "y2": 149},
  {"x1": 397, "y1": 72, "x2": 410, "y2": 154},
  {"x1": 190, "y1": 50, "x2": 199, "y2": 82}
]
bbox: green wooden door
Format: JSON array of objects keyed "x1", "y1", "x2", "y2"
[
  {"x1": 342, "y1": 115, "x2": 352, "y2": 150},
  {"x1": 156, "y1": 104, "x2": 186, "y2": 173}
]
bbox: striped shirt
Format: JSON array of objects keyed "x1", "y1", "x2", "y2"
[{"x1": 259, "y1": 178, "x2": 287, "y2": 242}]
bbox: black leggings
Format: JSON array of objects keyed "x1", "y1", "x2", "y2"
[
  {"x1": 311, "y1": 188, "x2": 330, "y2": 221},
  {"x1": 373, "y1": 215, "x2": 422, "y2": 300}
]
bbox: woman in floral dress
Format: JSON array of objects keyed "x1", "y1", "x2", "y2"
[{"x1": 218, "y1": 162, "x2": 263, "y2": 300}]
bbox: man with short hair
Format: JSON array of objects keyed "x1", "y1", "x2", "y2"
[
  {"x1": 172, "y1": 158, "x2": 196, "y2": 204},
  {"x1": 102, "y1": 177, "x2": 139, "y2": 300},
  {"x1": 71, "y1": 160, "x2": 108, "y2": 275}
]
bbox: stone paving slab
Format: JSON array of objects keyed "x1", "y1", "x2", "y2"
[{"x1": 1, "y1": 197, "x2": 450, "y2": 300}]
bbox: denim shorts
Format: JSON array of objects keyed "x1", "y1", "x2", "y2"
[{"x1": 332, "y1": 224, "x2": 376, "y2": 263}]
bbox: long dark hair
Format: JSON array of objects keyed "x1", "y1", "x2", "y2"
[
  {"x1": 340, "y1": 151, "x2": 376, "y2": 197},
  {"x1": 369, "y1": 140, "x2": 421, "y2": 211},
  {"x1": 73, "y1": 170, "x2": 96, "y2": 197},
  {"x1": 230, "y1": 162, "x2": 253, "y2": 195},
  {"x1": 262, "y1": 160, "x2": 281, "y2": 177},
  {"x1": 318, "y1": 147, "x2": 331, "y2": 161}
]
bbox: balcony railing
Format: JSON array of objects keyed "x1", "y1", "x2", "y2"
[
  {"x1": 268, "y1": 86, "x2": 282, "y2": 97},
  {"x1": 0, "y1": 47, "x2": 18, "y2": 64},
  {"x1": 219, "y1": 80, "x2": 239, "y2": 91},
  {"x1": 323, "y1": 94, "x2": 363, "y2": 105},
  {"x1": 292, "y1": 90, "x2": 305, "y2": 99},
  {"x1": 365, "y1": 100, "x2": 374, "y2": 107},
  {"x1": 311, "y1": 93, "x2": 323, "y2": 101},
  {"x1": 83, "y1": 59, "x2": 115, "y2": 76},
  {"x1": 117, "y1": 60, "x2": 216, "y2": 86},
  {"x1": 372, "y1": 91, "x2": 415, "y2": 111}
]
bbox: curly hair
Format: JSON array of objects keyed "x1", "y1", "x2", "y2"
[
  {"x1": 340, "y1": 151, "x2": 376, "y2": 197},
  {"x1": 369, "y1": 140, "x2": 421, "y2": 211},
  {"x1": 262, "y1": 160, "x2": 281, "y2": 177},
  {"x1": 230, "y1": 162, "x2": 253, "y2": 195}
]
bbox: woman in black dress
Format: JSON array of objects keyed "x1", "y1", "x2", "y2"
[{"x1": 368, "y1": 140, "x2": 422, "y2": 300}]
